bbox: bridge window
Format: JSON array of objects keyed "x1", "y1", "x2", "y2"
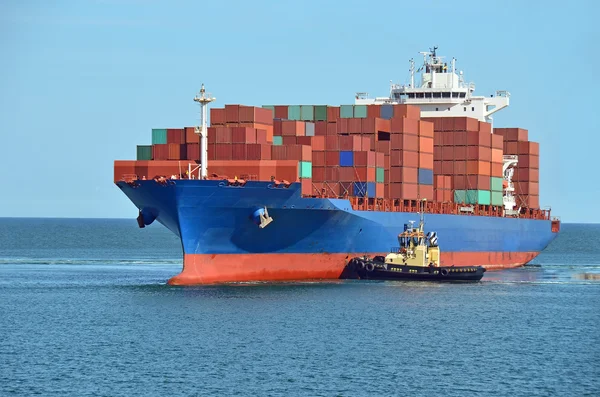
[
  {"x1": 442, "y1": 92, "x2": 451, "y2": 98},
  {"x1": 408, "y1": 93, "x2": 415, "y2": 99},
  {"x1": 460, "y1": 93, "x2": 466, "y2": 98},
  {"x1": 464, "y1": 107, "x2": 467, "y2": 111},
  {"x1": 436, "y1": 108, "x2": 439, "y2": 111},
  {"x1": 472, "y1": 107, "x2": 475, "y2": 111},
  {"x1": 425, "y1": 93, "x2": 432, "y2": 98},
  {"x1": 433, "y1": 92, "x2": 441, "y2": 98},
  {"x1": 416, "y1": 93, "x2": 424, "y2": 98},
  {"x1": 452, "y1": 93, "x2": 459, "y2": 98}
]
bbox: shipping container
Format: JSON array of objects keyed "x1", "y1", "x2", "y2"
[
  {"x1": 152, "y1": 129, "x2": 168, "y2": 145},
  {"x1": 479, "y1": 121, "x2": 492, "y2": 134},
  {"x1": 231, "y1": 127, "x2": 256, "y2": 143},
  {"x1": 340, "y1": 151, "x2": 354, "y2": 167},
  {"x1": 210, "y1": 108, "x2": 226, "y2": 125},
  {"x1": 504, "y1": 141, "x2": 519, "y2": 154},
  {"x1": 288, "y1": 105, "x2": 301, "y2": 120},
  {"x1": 354, "y1": 166, "x2": 377, "y2": 182},
  {"x1": 274, "y1": 105, "x2": 288, "y2": 119},
  {"x1": 152, "y1": 144, "x2": 169, "y2": 161},
  {"x1": 418, "y1": 120, "x2": 435, "y2": 138},
  {"x1": 353, "y1": 151, "x2": 376, "y2": 167},
  {"x1": 466, "y1": 160, "x2": 491, "y2": 176},
  {"x1": 186, "y1": 143, "x2": 200, "y2": 160},
  {"x1": 390, "y1": 183, "x2": 418, "y2": 200},
  {"x1": 354, "y1": 105, "x2": 367, "y2": 118},
  {"x1": 208, "y1": 126, "x2": 233, "y2": 144},
  {"x1": 231, "y1": 143, "x2": 246, "y2": 160},
  {"x1": 491, "y1": 148, "x2": 503, "y2": 164},
  {"x1": 464, "y1": 175, "x2": 491, "y2": 190},
  {"x1": 298, "y1": 161, "x2": 312, "y2": 178},
  {"x1": 390, "y1": 133, "x2": 418, "y2": 151},
  {"x1": 286, "y1": 145, "x2": 312, "y2": 161},
  {"x1": 312, "y1": 166, "x2": 326, "y2": 182},
  {"x1": 418, "y1": 168, "x2": 434, "y2": 185},
  {"x1": 491, "y1": 134, "x2": 503, "y2": 149},
  {"x1": 314, "y1": 106, "x2": 327, "y2": 121},
  {"x1": 518, "y1": 141, "x2": 540, "y2": 156},
  {"x1": 375, "y1": 152, "x2": 385, "y2": 167},
  {"x1": 491, "y1": 177, "x2": 504, "y2": 192},
  {"x1": 353, "y1": 182, "x2": 376, "y2": 198},
  {"x1": 491, "y1": 162, "x2": 503, "y2": 177},
  {"x1": 305, "y1": 122, "x2": 315, "y2": 137},
  {"x1": 419, "y1": 152, "x2": 434, "y2": 169},
  {"x1": 312, "y1": 136, "x2": 325, "y2": 151},
  {"x1": 380, "y1": 104, "x2": 393, "y2": 120},
  {"x1": 517, "y1": 195, "x2": 540, "y2": 209},
  {"x1": 325, "y1": 151, "x2": 339, "y2": 166},
  {"x1": 246, "y1": 144, "x2": 272, "y2": 160},
  {"x1": 453, "y1": 131, "x2": 468, "y2": 146},
  {"x1": 314, "y1": 121, "x2": 327, "y2": 136},
  {"x1": 419, "y1": 185, "x2": 434, "y2": 200},
  {"x1": 465, "y1": 190, "x2": 491, "y2": 205},
  {"x1": 167, "y1": 143, "x2": 186, "y2": 160},
  {"x1": 513, "y1": 168, "x2": 539, "y2": 182},
  {"x1": 393, "y1": 104, "x2": 421, "y2": 120},
  {"x1": 272, "y1": 136, "x2": 283, "y2": 146},
  {"x1": 390, "y1": 167, "x2": 418, "y2": 183},
  {"x1": 225, "y1": 105, "x2": 240, "y2": 123},
  {"x1": 300, "y1": 178, "x2": 312, "y2": 195},
  {"x1": 367, "y1": 105, "x2": 380, "y2": 118},
  {"x1": 491, "y1": 191, "x2": 503, "y2": 206},
  {"x1": 454, "y1": 117, "x2": 480, "y2": 132},
  {"x1": 515, "y1": 181, "x2": 540, "y2": 196},
  {"x1": 419, "y1": 136, "x2": 434, "y2": 154},
  {"x1": 299, "y1": 105, "x2": 313, "y2": 121},
  {"x1": 376, "y1": 167, "x2": 384, "y2": 183},
  {"x1": 466, "y1": 146, "x2": 492, "y2": 161},
  {"x1": 519, "y1": 155, "x2": 540, "y2": 169},
  {"x1": 282, "y1": 120, "x2": 305, "y2": 136},
  {"x1": 136, "y1": 145, "x2": 152, "y2": 160},
  {"x1": 340, "y1": 105, "x2": 354, "y2": 118},
  {"x1": 466, "y1": 130, "x2": 492, "y2": 147},
  {"x1": 185, "y1": 127, "x2": 199, "y2": 144},
  {"x1": 376, "y1": 141, "x2": 391, "y2": 154},
  {"x1": 391, "y1": 117, "x2": 419, "y2": 135},
  {"x1": 213, "y1": 143, "x2": 233, "y2": 161},
  {"x1": 362, "y1": 118, "x2": 391, "y2": 134},
  {"x1": 312, "y1": 151, "x2": 325, "y2": 167},
  {"x1": 256, "y1": 129, "x2": 268, "y2": 144},
  {"x1": 261, "y1": 105, "x2": 275, "y2": 118},
  {"x1": 326, "y1": 135, "x2": 340, "y2": 151},
  {"x1": 327, "y1": 106, "x2": 340, "y2": 122},
  {"x1": 493, "y1": 127, "x2": 528, "y2": 142}
]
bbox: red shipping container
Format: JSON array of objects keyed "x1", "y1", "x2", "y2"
[
  {"x1": 491, "y1": 148, "x2": 503, "y2": 163},
  {"x1": 466, "y1": 175, "x2": 491, "y2": 190},
  {"x1": 274, "y1": 106, "x2": 288, "y2": 119},
  {"x1": 239, "y1": 106, "x2": 273, "y2": 125},
  {"x1": 167, "y1": 129, "x2": 185, "y2": 144},
  {"x1": 390, "y1": 167, "x2": 418, "y2": 183},
  {"x1": 418, "y1": 120, "x2": 434, "y2": 138},
  {"x1": 454, "y1": 160, "x2": 467, "y2": 174},
  {"x1": 504, "y1": 141, "x2": 519, "y2": 154},
  {"x1": 390, "y1": 150, "x2": 418, "y2": 168},
  {"x1": 442, "y1": 118, "x2": 455, "y2": 132},
  {"x1": 453, "y1": 117, "x2": 479, "y2": 132},
  {"x1": 391, "y1": 133, "x2": 419, "y2": 151},
  {"x1": 466, "y1": 160, "x2": 491, "y2": 176},
  {"x1": 384, "y1": 155, "x2": 390, "y2": 169},
  {"x1": 491, "y1": 134, "x2": 503, "y2": 149},
  {"x1": 282, "y1": 137, "x2": 297, "y2": 147},
  {"x1": 337, "y1": 118, "x2": 348, "y2": 133},
  {"x1": 327, "y1": 106, "x2": 340, "y2": 122},
  {"x1": 453, "y1": 131, "x2": 468, "y2": 146},
  {"x1": 246, "y1": 144, "x2": 271, "y2": 160},
  {"x1": 339, "y1": 135, "x2": 361, "y2": 151},
  {"x1": 361, "y1": 136, "x2": 372, "y2": 151},
  {"x1": 392, "y1": 104, "x2": 421, "y2": 120},
  {"x1": 376, "y1": 183, "x2": 384, "y2": 198},
  {"x1": 434, "y1": 190, "x2": 444, "y2": 202},
  {"x1": 514, "y1": 168, "x2": 539, "y2": 182},
  {"x1": 327, "y1": 122, "x2": 337, "y2": 135},
  {"x1": 225, "y1": 105, "x2": 240, "y2": 123},
  {"x1": 297, "y1": 136, "x2": 313, "y2": 146},
  {"x1": 315, "y1": 121, "x2": 328, "y2": 136},
  {"x1": 389, "y1": 183, "x2": 418, "y2": 200},
  {"x1": 419, "y1": 152, "x2": 434, "y2": 169},
  {"x1": 519, "y1": 155, "x2": 540, "y2": 169},
  {"x1": 354, "y1": 167, "x2": 377, "y2": 182},
  {"x1": 367, "y1": 105, "x2": 380, "y2": 118},
  {"x1": 326, "y1": 167, "x2": 340, "y2": 181},
  {"x1": 185, "y1": 127, "x2": 199, "y2": 144},
  {"x1": 353, "y1": 151, "x2": 376, "y2": 167},
  {"x1": 433, "y1": 131, "x2": 443, "y2": 146},
  {"x1": 454, "y1": 145, "x2": 467, "y2": 160},
  {"x1": 494, "y1": 128, "x2": 528, "y2": 142},
  {"x1": 466, "y1": 130, "x2": 491, "y2": 147},
  {"x1": 152, "y1": 144, "x2": 169, "y2": 161},
  {"x1": 313, "y1": 167, "x2": 326, "y2": 182},
  {"x1": 376, "y1": 141, "x2": 391, "y2": 154},
  {"x1": 441, "y1": 161, "x2": 453, "y2": 175},
  {"x1": 391, "y1": 117, "x2": 419, "y2": 134},
  {"x1": 312, "y1": 136, "x2": 326, "y2": 151},
  {"x1": 231, "y1": 127, "x2": 256, "y2": 144},
  {"x1": 286, "y1": 145, "x2": 312, "y2": 161},
  {"x1": 271, "y1": 146, "x2": 287, "y2": 160},
  {"x1": 346, "y1": 118, "x2": 363, "y2": 134},
  {"x1": 479, "y1": 121, "x2": 492, "y2": 134},
  {"x1": 521, "y1": 195, "x2": 540, "y2": 209},
  {"x1": 491, "y1": 162, "x2": 503, "y2": 177},
  {"x1": 433, "y1": 175, "x2": 446, "y2": 190},
  {"x1": 419, "y1": 137, "x2": 434, "y2": 154},
  {"x1": 466, "y1": 146, "x2": 492, "y2": 161},
  {"x1": 186, "y1": 143, "x2": 200, "y2": 160},
  {"x1": 273, "y1": 120, "x2": 283, "y2": 136},
  {"x1": 212, "y1": 126, "x2": 233, "y2": 144},
  {"x1": 376, "y1": 152, "x2": 385, "y2": 167},
  {"x1": 452, "y1": 175, "x2": 467, "y2": 190},
  {"x1": 214, "y1": 144, "x2": 232, "y2": 160},
  {"x1": 301, "y1": 178, "x2": 312, "y2": 196},
  {"x1": 384, "y1": 170, "x2": 390, "y2": 184},
  {"x1": 362, "y1": 118, "x2": 391, "y2": 134},
  {"x1": 418, "y1": 185, "x2": 434, "y2": 200},
  {"x1": 282, "y1": 121, "x2": 305, "y2": 136},
  {"x1": 312, "y1": 151, "x2": 326, "y2": 167},
  {"x1": 206, "y1": 143, "x2": 215, "y2": 161},
  {"x1": 256, "y1": 129, "x2": 268, "y2": 144},
  {"x1": 326, "y1": 135, "x2": 340, "y2": 151},
  {"x1": 167, "y1": 143, "x2": 186, "y2": 160},
  {"x1": 518, "y1": 141, "x2": 540, "y2": 156},
  {"x1": 210, "y1": 108, "x2": 226, "y2": 125},
  {"x1": 442, "y1": 146, "x2": 454, "y2": 161},
  {"x1": 325, "y1": 151, "x2": 339, "y2": 166},
  {"x1": 434, "y1": 161, "x2": 443, "y2": 176},
  {"x1": 515, "y1": 181, "x2": 539, "y2": 196},
  {"x1": 422, "y1": 117, "x2": 443, "y2": 131},
  {"x1": 231, "y1": 143, "x2": 246, "y2": 160},
  {"x1": 434, "y1": 146, "x2": 442, "y2": 161},
  {"x1": 339, "y1": 167, "x2": 355, "y2": 182}
]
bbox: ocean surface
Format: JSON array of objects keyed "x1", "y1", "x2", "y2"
[{"x1": 0, "y1": 219, "x2": 599, "y2": 396}]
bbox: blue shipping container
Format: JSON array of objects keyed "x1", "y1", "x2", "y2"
[
  {"x1": 381, "y1": 105, "x2": 394, "y2": 120},
  {"x1": 418, "y1": 168, "x2": 434, "y2": 185},
  {"x1": 340, "y1": 151, "x2": 354, "y2": 167},
  {"x1": 353, "y1": 182, "x2": 376, "y2": 198}
]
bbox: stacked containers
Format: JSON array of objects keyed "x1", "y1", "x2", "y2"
[
  {"x1": 494, "y1": 128, "x2": 540, "y2": 208},
  {"x1": 433, "y1": 175, "x2": 453, "y2": 202}
]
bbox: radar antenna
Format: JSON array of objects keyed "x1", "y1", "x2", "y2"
[{"x1": 193, "y1": 84, "x2": 216, "y2": 180}]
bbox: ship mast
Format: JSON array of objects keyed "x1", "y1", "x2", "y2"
[{"x1": 193, "y1": 84, "x2": 216, "y2": 179}]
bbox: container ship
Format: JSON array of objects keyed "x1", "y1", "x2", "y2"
[{"x1": 114, "y1": 47, "x2": 560, "y2": 285}]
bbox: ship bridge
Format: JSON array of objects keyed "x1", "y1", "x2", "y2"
[{"x1": 355, "y1": 46, "x2": 510, "y2": 125}]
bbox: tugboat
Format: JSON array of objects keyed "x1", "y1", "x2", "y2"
[{"x1": 347, "y1": 201, "x2": 486, "y2": 282}]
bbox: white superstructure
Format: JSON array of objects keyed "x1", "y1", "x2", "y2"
[{"x1": 354, "y1": 46, "x2": 509, "y2": 125}]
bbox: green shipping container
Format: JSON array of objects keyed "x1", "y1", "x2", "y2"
[
  {"x1": 288, "y1": 105, "x2": 301, "y2": 120},
  {"x1": 152, "y1": 129, "x2": 167, "y2": 144},
  {"x1": 273, "y1": 136, "x2": 283, "y2": 146},
  {"x1": 466, "y1": 190, "x2": 491, "y2": 205},
  {"x1": 491, "y1": 191, "x2": 503, "y2": 206},
  {"x1": 491, "y1": 177, "x2": 503, "y2": 192},
  {"x1": 314, "y1": 105, "x2": 327, "y2": 121},
  {"x1": 299, "y1": 161, "x2": 312, "y2": 179},
  {"x1": 454, "y1": 190, "x2": 467, "y2": 204},
  {"x1": 340, "y1": 105, "x2": 354, "y2": 118},
  {"x1": 262, "y1": 105, "x2": 275, "y2": 118},
  {"x1": 136, "y1": 145, "x2": 152, "y2": 160},
  {"x1": 300, "y1": 105, "x2": 314, "y2": 121},
  {"x1": 376, "y1": 167, "x2": 384, "y2": 183},
  {"x1": 354, "y1": 105, "x2": 367, "y2": 118}
]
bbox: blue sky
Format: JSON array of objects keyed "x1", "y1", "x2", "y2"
[{"x1": 0, "y1": 0, "x2": 598, "y2": 222}]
